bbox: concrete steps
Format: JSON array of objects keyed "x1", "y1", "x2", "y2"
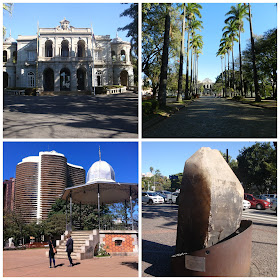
[
  {"x1": 55, "y1": 230, "x2": 99, "y2": 260},
  {"x1": 40, "y1": 91, "x2": 92, "y2": 96}
]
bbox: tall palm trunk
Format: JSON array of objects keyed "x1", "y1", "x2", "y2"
[
  {"x1": 221, "y1": 57, "x2": 224, "y2": 97},
  {"x1": 248, "y1": 3, "x2": 260, "y2": 101},
  {"x1": 224, "y1": 54, "x2": 227, "y2": 97},
  {"x1": 190, "y1": 44, "x2": 193, "y2": 96},
  {"x1": 228, "y1": 50, "x2": 230, "y2": 93},
  {"x1": 177, "y1": 4, "x2": 185, "y2": 102},
  {"x1": 238, "y1": 28, "x2": 244, "y2": 96},
  {"x1": 184, "y1": 19, "x2": 191, "y2": 99},
  {"x1": 158, "y1": 4, "x2": 171, "y2": 108},
  {"x1": 196, "y1": 54, "x2": 198, "y2": 95},
  {"x1": 231, "y1": 37, "x2": 235, "y2": 94}
]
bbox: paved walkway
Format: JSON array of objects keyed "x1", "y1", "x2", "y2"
[
  {"x1": 3, "y1": 248, "x2": 138, "y2": 277},
  {"x1": 143, "y1": 96, "x2": 277, "y2": 138},
  {"x1": 4, "y1": 92, "x2": 138, "y2": 138}
]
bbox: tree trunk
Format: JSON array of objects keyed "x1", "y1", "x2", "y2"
[
  {"x1": 177, "y1": 4, "x2": 185, "y2": 102},
  {"x1": 158, "y1": 5, "x2": 171, "y2": 108},
  {"x1": 221, "y1": 57, "x2": 224, "y2": 97},
  {"x1": 184, "y1": 19, "x2": 191, "y2": 99},
  {"x1": 231, "y1": 37, "x2": 235, "y2": 95},
  {"x1": 190, "y1": 41, "x2": 193, "y2": 96},
  {"x1": 224, "y1": 54, "x2": 227, "y2": 97},
  {"x1": 248, "y1": 3, "x2": 260, "y2": 102},
  {"x1": 238, "y1": 28, "x2": 244, "y2": 96}
]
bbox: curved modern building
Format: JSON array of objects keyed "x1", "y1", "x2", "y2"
[{"x1": 14, "y1": 151, "x2": 85, "y2": 223}]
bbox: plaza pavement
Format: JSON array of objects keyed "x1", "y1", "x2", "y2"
[
  {"x1": 143, "y1": 96, "x2": 277, "y2": 138},
  {"x1": 3, "y1": 91, "x2": 138, "y2": 138},
  {"x1": 3, "y1": 248, "x2": 138, "y2": 277}
]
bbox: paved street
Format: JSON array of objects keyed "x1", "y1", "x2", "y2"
[
  {"x1": 3, "y1": 92, "x2": 138, "y2": 138},
  {"x1": 143, "y1": 96, "x2": 277, "y2": 138},
  {"x1": 142, "y1": 204, "x2": 277, "y2": 277}
]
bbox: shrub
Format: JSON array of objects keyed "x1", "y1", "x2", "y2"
[
  {"x1": 25, "y1": 88, "x2": 37, "y2": 96},
  {"x1": 232, "y1": 95, "x2": 244, "y2": 101},
  {"x1": 142, "y1": 99, "x2": 159, "y2": 115}
]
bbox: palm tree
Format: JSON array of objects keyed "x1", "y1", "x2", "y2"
[
  {"x1": 217, "y1": 44, "x2": 227, "y2": 97},
  {"x1": 191, "y1": 34, "x2": 203, "y2": 95},
  {"x1": 225, "y1": 3, "x2": 249, "y2": 96},
  {"x1": 223, "y1": 19, "x2": 239, "y2": 94},
  {"x1": 3, "y1": 3, "x2": 13, "y2": 38},
  {"x1": 189, "y1": 20, "x2": 203, "y2": 96},
  {"x1": 177, "y1": 4, "x2": 186, "y2": 102},
  {"x1": 247, "y1": 3, "x2": 260, "y2": 102},
  {"x1": 184, "y1": 3, "x2": 202, "y2": 99},
  {"x1": 158, "y1": 4, "x2": 171, "y2": 108},
  {"x1": 195, "y1": 49, "x2": 203, "y2": 95}
]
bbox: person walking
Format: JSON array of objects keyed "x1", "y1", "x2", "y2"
[
  {"x1": 48, "y1": 236, "x2": 56, "y2": 268},
  {"x1": 66, "y1": 234, "x2": 74, "y2": 267}
]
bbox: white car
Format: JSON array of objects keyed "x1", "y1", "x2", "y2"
[
  {"x1": 142, "y1": 192, "x2": 164, "y2": 204},
  {"x1": 167, "y1": 192, "x2": 179, "y2": 204},
  {"x1": 243, "y1": 199, "x2": 251, "y2": 210}
]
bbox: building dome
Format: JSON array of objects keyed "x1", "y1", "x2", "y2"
[
  {"x1": 4, "y1": 35, "x2": 16, "y2": 44},
  {"x1": 86, "y1": 160, "x2": 116, "y2": 183}
]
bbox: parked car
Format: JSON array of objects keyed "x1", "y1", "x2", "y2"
[
  {"x1": 166, "y1": 192, "x2": 179, "y2": 204},
  {"x1": 155, "y1": 192, "x2": 167, "y2": 202},
  {"x1": 271, "y1": 198, "x2": 277, "y2": 215},
  {"x1": 243, "y1": 200, "x2": 251, "y2": 210},
  {"x1": 244, "y1": 193, "x2": 270, "y2": 210},
  {"x1": 142, "y1": 192, "x2": 164, "y2": 204}
]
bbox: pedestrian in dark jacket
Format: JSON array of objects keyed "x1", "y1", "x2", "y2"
[
  {"x1": 66, "y1": 234, "x2": 73, "y2": 267},
  {"x1": 49, "y1": 236, "x2": 56, "y2": 268}
]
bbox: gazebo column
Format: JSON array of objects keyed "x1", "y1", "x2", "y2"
[
  {"x1": 124, "y1": 200, "x2": 128, "y2": 228},
  {"x1": 69, "y1": 190, "x2": 72, "y2": 231},
  {"x1": 65, "y1": 196, "x2": 68, "y2": 231},
  {"x1": 79, "y1": 202, "x2": 82, "y2": 230},
  {"x1": 130, "y1": 186, "x2": 134, "y2": 230},
  {"x1": 98, "y1": 184, "x2": 100, "y2": 230}
]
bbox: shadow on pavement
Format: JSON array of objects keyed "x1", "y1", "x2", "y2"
[
  {"x1": 121, "y1": 261, "x2": 138, "y2": 270},
  {"x1": 142, "y1": 239, "x2": 175, "y2": 277}
]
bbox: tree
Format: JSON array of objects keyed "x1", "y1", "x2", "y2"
[
  {"x1": 247, "y1": 3, "x2": 260, "y2": 101},
  {"x1": 118, "y1": 4, "x2": 138, "y2": 85},
  {"x1": 3, "y1": 3, "x2": 13, "y2": 38},
  {"x1": 177, "y1": 3, "x2": 186, "y2": 102},
  {"x1": 236, "y1": 142, "x2": 276, "y2": 194},
  {"x1": 225, "y1": 4, "x2": 249, "y2": 96},
  {"x1": 184, "y1": 3, "x2": 202, "y2": 99},
  {"x1": 223, "y1": 19, "x2": 239, "y2": 94},
  {"x1": 158, "y1": 4, "x2": 171, "y2": 108}
]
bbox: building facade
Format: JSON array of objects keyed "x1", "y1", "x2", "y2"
[
  {"x1": 14, "y1": 151, "x2": 85, "y2": 223},
  {"x1": 3, "y1": 177, "x2": 16, "y2": 213},
  {"x1": 3, "y1": 19, "x2": 134, "y2": 92}
]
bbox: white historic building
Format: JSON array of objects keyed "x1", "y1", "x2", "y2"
[{"x1": 3, "y1": 19, "x2": 134, "y2": 92}]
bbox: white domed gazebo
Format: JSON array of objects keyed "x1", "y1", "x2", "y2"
[{"x1": 61, "y1": 149, "x2": 138, "y2": 230}]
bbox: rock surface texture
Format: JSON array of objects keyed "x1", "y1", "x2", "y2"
[{"x1": 176, "y1": 147, "x2": 244, "y2": 254}]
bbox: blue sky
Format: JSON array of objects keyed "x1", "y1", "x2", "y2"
[
  {"x1": 142, "y1": 141, "x2": 271, "y2": 177},
  {"x1": 3, "y1": 3, "x2": 133, "y2": 42},
  {"x1": 190, "y1": 3, "x2": 277, "y2": 82},
  {"x1": 3, "y1": 142, "x2": 138, "y2": 183}
]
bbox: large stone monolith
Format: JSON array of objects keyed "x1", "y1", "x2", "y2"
[{"x1": 176, "y1": 147, "x2": 244, "y2": 254}]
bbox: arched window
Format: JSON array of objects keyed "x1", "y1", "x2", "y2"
[
  {"x1": 77, "y1": 40, "x2": 85, "y2": 57},
  {"x1": 3, "y1": 50, "x2": 7, "y2": 62},
  {"x1": 13, "y1": 51, "x2": 17, "y2": 63},
  {"x1": 61, "y1": 40, "x2": 69, "y2": 57},
  {"x1": 28, "y1": 72, "x2": 35, "y2": 87},
  {"x1": 111, "y1": 51, "x2": 116, "y2": 62},
  {"x1": 45, "y1": 40, "x2": 53, "y2": 57},
  {"x1": 121, "y1": 50, "x2": 126, "y2": 61}
]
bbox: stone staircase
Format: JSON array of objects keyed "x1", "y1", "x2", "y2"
[
  {"x1": 56, "y1": 230, "x2": 99, "y2": 260},
  {"x1": 40, "y1": 91, "x2": 92, "y2": 96}
]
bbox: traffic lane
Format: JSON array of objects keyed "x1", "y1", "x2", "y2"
[{"x1": 142, "y1": 204, "x2": 178, "y2": 277}]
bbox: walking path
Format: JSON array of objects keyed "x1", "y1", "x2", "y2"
[
  {"x1": 3, "y1": 248, "x2": 138, "y2": 277},
  {"x1": 3, "y1": 92, "x2": 138, "y2": 138},
  {"x1": 143, "y1": 96, "x2": 276, "y2": 138}
]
